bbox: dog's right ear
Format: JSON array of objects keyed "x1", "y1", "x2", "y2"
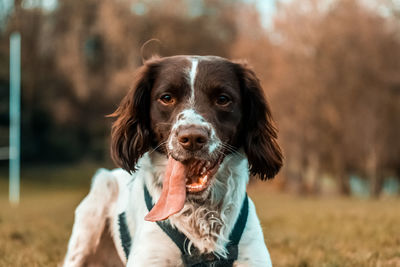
[
  {"x1": 109, "y1": 57, "x2": 161, "y2": 173},
  {"x1": 234, "y1": 61, "x2": 283, "y2": 180}
]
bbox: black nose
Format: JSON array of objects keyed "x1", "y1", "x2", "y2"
[{"x1": 178, "y1": 127, "x2": 209, "y2": 151}]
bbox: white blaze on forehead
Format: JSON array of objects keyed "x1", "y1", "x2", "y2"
[{"x1": 189, "y1": 58, "x2": 199, "y2": 105}]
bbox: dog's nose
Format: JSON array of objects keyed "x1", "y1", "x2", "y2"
[{"x1": 178, "y1": 127, "x2": 209, "y2": 151}]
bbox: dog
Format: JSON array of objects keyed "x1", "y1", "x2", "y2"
[{"x1": 62, "y1": 55, "x2": 282, "y2": 267}]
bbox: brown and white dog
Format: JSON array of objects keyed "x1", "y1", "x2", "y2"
[{"x1": 63, "y1": 55, "x2": 282, "y2": 267}]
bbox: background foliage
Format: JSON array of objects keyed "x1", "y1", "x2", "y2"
[{"x1": 0, "y1": 0, "x2": 399, "y2": 197}]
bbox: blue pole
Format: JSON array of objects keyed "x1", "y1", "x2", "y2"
[{"x1": 9, "y1": 32, "x2": 21, "y2": 205}]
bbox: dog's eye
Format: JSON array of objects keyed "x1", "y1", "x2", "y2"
[
  {"x1": 159, "y1": 94, "x2": 175, "y2": 105},
  {"x1": 215, "y1": 94, "x2": 231, "y2": 106}
]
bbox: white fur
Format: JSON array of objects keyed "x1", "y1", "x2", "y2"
[
  {"x1": 63, "y1": 152, "x2": 272, "y2": 266},
  {"x1": 189, "y1": 58, "x2": 199, "y2": 105},
  {"x1": 63, "y1": 169, "x2": 121, "y2": 266}
]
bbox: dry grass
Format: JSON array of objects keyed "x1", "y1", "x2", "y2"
[
  {"x1": 0, "y1": 166, "x2": 399, "y2": 267},
  {"x1": 250, "y1": 184, "x2": 400, "y2": 267}
]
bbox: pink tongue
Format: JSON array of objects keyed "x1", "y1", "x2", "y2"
[{"x1": 144, "y1": 157, "x2": 187, "y2": 222}]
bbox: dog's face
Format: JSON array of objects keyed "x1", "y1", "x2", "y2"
[
  {"x1": 149, "y1": 56, "x2": 243, "y2": 193},
  {"x1": 111, "y1": 55, "x2": 282, "y2": 198}
]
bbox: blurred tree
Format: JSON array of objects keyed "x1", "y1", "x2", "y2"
[
  {"x1": 270, "y1": 0, "x2": 400, "y2": 196},
  {"x1": 0, "y1": 0, "x2": 399, "y2": 197},
  {"x1": 0, "y1": 0, "x2": 241, "y2": 166}
]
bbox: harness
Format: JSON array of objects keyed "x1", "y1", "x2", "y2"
[{"x1": 118, "y1": 186, "x2": 249, "y2": 266}]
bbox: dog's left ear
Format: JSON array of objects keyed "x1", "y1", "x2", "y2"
[{"x1": 234, "y1": 61, "x2": 283, "y2": 180}]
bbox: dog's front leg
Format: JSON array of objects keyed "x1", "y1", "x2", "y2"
[
  {"x1": 63, "y1": 170, "x2": 119, "y2": 267},
  {"x1": 235, "y1": 198, "x2": 273, "y2": 267}
]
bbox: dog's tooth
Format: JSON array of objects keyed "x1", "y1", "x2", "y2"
[
  {"x1": 197, "y1": 161, "x2": 205, "y2": 175},
  {"x1": 201, "y1": 167, "x2": 206, "y2": 174},
  {"x1": 198, "y1": 162, "x2": 204, "y2": 173}
]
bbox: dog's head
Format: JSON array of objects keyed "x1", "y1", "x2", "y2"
[{"x1": 110, "y1": 55, "x2": 282, "y2": 219}]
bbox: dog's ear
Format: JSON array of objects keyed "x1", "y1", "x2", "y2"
[
  {"x1": 234, "y1": 61, "x2": 283, "y2": 180},
  {"x1": 110, "y1": 57, "x2": 161, "y2": 172}
]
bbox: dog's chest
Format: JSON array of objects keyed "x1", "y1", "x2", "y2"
[
  {"x1": 119, "y1": 205, "x2": 232, "y2": 267},
  {"x1": 121, "y1": 189, "x2": 224, "y2": 263},
  {"x1": 113, "y1": 181, "x2": 230, "y2": 265}
]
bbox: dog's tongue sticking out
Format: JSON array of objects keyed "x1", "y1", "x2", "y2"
[{"x1": 144, "y1": 157, "x2": 187, "y2": 222}]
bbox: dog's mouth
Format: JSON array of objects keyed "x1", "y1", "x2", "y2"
[
  {"x1": 184, "y1": 158, "x2": 222, "y2": 193},
  {"x1": 144, "y1": 155, "x2": 223, "y2": 222}
]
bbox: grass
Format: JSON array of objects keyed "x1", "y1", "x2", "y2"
[
  {"x1": 251, "y1": 185, "x2": 400, "y2": 267},
  {"x1": 0, "y1": 165, "x2": 399, "y2": 267}
]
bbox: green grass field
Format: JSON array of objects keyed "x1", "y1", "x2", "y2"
[{"x1": 0, "y1": 165, "x2": 399, "y2": 267}]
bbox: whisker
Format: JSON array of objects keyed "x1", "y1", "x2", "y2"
[
  {"x1": 223, "y1": 143, "x2": 239, "y2": 151},
  {"x1": 219, "y1": 143, "x2": 242, "y2": 158},
  {"x1": 219, "y1": 143, "x2": 238, "y2": 153},
  {"x1": 148, "y1": 141, "x2": 168, "y2": 154}
]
